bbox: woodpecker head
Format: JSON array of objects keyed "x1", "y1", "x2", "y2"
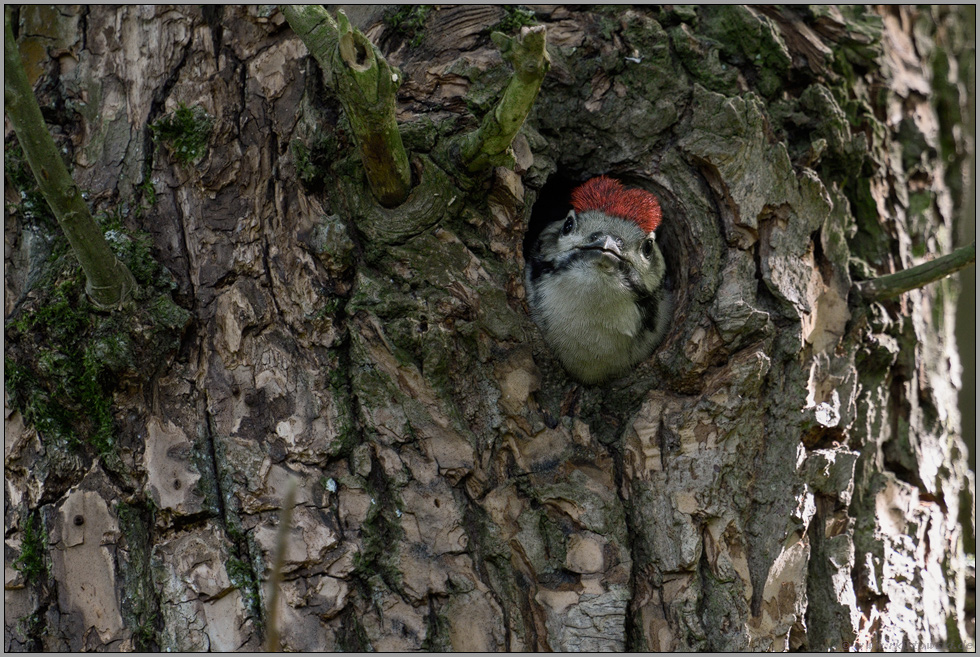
[{"x1": 526, "y1": 176, "x2": 671, "y2": 384}]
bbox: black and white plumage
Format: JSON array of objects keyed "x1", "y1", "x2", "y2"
[{"x1": 525, "y1": 177, "x2": 671, "y2": 384}]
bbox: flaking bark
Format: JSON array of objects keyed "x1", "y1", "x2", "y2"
[{"x1": 3, "y1": 6, "x2": 974, "y2": 653}]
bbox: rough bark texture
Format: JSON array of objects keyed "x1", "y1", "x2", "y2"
[{"x1": 4, "y1": 5, "x2": 974, "y2": 652}]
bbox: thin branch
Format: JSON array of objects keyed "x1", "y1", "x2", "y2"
[
  {"x1": 457, "y1": 25, "x2": 550, "y2": 172},
  {"x1": 853, "y1": 241, "x2": 976, "y2": 301},
  {"x1": 281, "y1": 5, "x2": 411, "y2": 208},
  {"x1": 4, "y1": 11, "x2": 136, "y2": 307},
  {"x1": 264, "y1": 476, "x2": 298, "y2": 652}
]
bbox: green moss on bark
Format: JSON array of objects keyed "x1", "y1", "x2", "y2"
[
  {"x1": 349, "y1": 466, "x2": 406, "y2": 596},
  {"x1": 383, "y1": 5, "x2": 432, "y2": 48},
  {"x1": 117, "y1": 503, "x2": 161, "y2": 651},
  {"x1": 4, "y1": 209, "x2": 191, "y2": 462},
  {"x1": 150, "y1": 103, "x2": 214, "y2": 165},
  {"x1": 11, "y1": 513, "x2": 49, "y2": 585}
]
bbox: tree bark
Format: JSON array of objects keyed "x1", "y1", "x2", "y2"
[{"x1": 4, "y1": 5, "x2": 974, "y2": 652}]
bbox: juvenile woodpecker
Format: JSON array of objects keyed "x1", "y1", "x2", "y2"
[{"x1": 525, "y1": 176, "x2": 670, "y2": 384}]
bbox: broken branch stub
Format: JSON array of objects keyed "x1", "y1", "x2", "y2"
[
  {"x1": 457, "y1": 24, "x2": 550, "y2": 172},
  {"x1": 281, "y1": 5, "x2": 412, "y2": 208},
  {"x1": 4, "y1": 12, "x2": 136, "y2": 308}
]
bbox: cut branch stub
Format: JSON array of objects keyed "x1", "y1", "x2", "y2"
[
  {"x1": 457, "y1": 24, "x2": 550, "y2": 172},
  {"x1": 278, "y1": 5, "x2": 339, "y2": 85},
  {"x1": 281, "y1": 5, "x2": 412, "y2": 208},
  {"x1": 4, "y1": 12, "x2": 136, "y2": 308},
  {"x1": 332, "y1": 11, "x2": 412, "y2": 207}
]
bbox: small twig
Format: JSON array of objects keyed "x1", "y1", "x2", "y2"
[
  {"x1": 281, "y1": 5, "x2": 412, "y2": 207},
  {"x1": 853, "y1": 241, "x2": 976, "y2": 301},
  {"x1": 4, "y1": 10, "x2": 136, "y2": 307},
  {"x1": 264, "y1": 476, "x2": 298, "y2": 652},
  {"x1": 457, "y1": 25, "x2": 550, "y2": 172}
]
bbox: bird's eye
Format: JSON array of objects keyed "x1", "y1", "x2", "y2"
[
  {"x1": 561, "y1": 215, "x2": 575, "y2": 236},
  {"x1": 641, "y1": 237, "x2": 655, "y2": 258}
]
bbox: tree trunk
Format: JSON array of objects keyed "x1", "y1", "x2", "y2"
[{"x1": 4, "y1": 5, "x2": 974, "y2": 651}]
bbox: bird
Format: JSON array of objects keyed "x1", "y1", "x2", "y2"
[{"x1": 525, "y1": 176, "x2": 671, "y2": 384}]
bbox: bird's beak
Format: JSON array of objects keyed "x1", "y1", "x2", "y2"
[
  {"x1": 600, "y1": 235, "x2": 622, "y2": 256},
  {"x1": 580, "y1": 235, "x2": 624, "y2": 259}
]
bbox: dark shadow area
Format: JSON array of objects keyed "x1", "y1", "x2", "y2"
[{"x1": 523, "y1": 172, "x2": 579, "y2": 263}]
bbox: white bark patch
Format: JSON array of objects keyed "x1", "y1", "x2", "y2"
[
  {"x1": 445, "y1": 589, "x2": 505, "y2": 651},
  {"x1": 565, "y1": 533, "x2": 606, "y2": 574},
  {"x1": 748, "y1": 533, "x2": 811, "y2": 651},
  {"x1": 51, "y1": 488, "x2": 124, "y2": 645},
  {"x1": 248, "y1": 40, "x2": 305, "y2": 100},
  {"x1": 495, "y1": 347, "x2": 540, "y2": 416},
  {"x1": 813, "y1": 390, "x2": 841, "y2": 427},
  {"x1": 803, "y1": 279, "x2": 849, "y2": 353},
  {"x1": 200, "y1": 591, "x2": 249, "y2": 652},
  {"x1": 483, "y1": 485, "x2": 526, "y2": 539},
  {"x1": 215, "y1": 283, "x2": 262, "y2": 360},
  {"x1": 144, "y1": 417, "x2": 204, "y2": 515},
  {"x1": 311, "y1": 575, "x2": 349, "y2": 619}
]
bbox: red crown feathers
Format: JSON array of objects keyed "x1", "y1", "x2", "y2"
[{"x1": 570, "y1": 176, "x2": 663, "y2": 233}]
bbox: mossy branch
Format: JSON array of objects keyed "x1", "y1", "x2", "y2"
[
  {"x1": 281, "y1": 5, "x2": 411, "y2": 208},
  {"x1": 4, "y1": 12, "x2": 136, "y2": 308},
  {"x1": 279, "y1": 5, "x2": 339, "y2": 86},
  {"x1": 457, "y1": 25, "x2": 550, "y2": 172},
  {"x1": 853, "y1": 241, "x2": 976, "y2": 301}
]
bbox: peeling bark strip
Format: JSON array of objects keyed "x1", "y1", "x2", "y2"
[
  {"x1": 3, "y1": 5, "x2": 974, "y2": 653},
  {"x1": 281, "y1": 5, "x2": 411, "y2": 207},
  {"x1": 3, "y1": 12, "x2": 135, "y2": 307}
]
